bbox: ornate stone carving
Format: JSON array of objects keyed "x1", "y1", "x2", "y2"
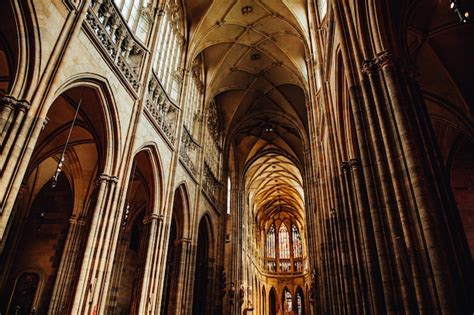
[
  {"x1": 361, "y1": 59, "x2": 377, "y2": 75},
  {"x1": 143, "y1": 213, "x2": 164, "y2": 225},
  {"x1": 376, "y1": 51, "x2": 396, "y2": 69},
  {"x1": 203, "y1": 162, "x2": 221, "y2": 205},
  {"x1": 348, "y1": 158, "x2": 361, "y2": 170},
  {"x1": 207, "y1": 100, "x2": 221, "y2": 143},
  {"x1": 145, "y1": 73, "x2": 178, "y2": 144},
  {"x1": 84, "y1": 0, "x2": 145, "y2": 92},
  {"x1": 0, "y1": 95, "x2": 31, "y2": 112},
  {"x1": 179, "y1": 127, "x2": 199, "y2": 176}
]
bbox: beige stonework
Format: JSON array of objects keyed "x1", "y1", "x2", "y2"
[{"x1": 0, "y1": 0, "x2": 473, "y2": 314}]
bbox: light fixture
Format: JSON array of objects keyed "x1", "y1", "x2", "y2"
[
  {"x1": 52, "y1": 89, "x2": 84, "y2": 188},
  {"x1": 450, "y1": 0, "x2": 470, "y2": 23},
  {"x1": 241, "y1": 6, "x2": 252, "y2": 15}
]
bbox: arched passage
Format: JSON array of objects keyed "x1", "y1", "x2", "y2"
[
  {"x1": 192, "y1": 215, "x2": 213, "y2": 315},
  {"x1": 2, "y1": 176, "x2": 72, "y2": 314},
  {"x1": 107, "y1": 149, "x2": 157, "y2": 314},
  {"x1": 269, "y1": 287, "x2": 277, "y2": 315},
  {"x1": 161, "y1": 184, "x2": 189, "y2": 314},
  {"x1": 295, "y1": 286, "x2": 305, "y2": 315},
  {"x1": 0, "y1": 0, "x2": 37, "y2": 96},
  {"x1": 0, "y1": 84, "x2": 113, "y2": 313}
]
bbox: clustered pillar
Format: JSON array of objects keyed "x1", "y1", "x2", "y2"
[{"x1": 311, "y1": 1, "x2": 474, "y2": 312}]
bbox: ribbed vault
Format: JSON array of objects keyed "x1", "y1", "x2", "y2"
[
  {"x1": 245, "y1": 153, "x2": 305, "y2": 229},
  {"x1": 185, "y1": 1, "x2": 311, "y2": 283}
]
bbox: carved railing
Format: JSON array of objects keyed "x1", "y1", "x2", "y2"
[
  {"x1": 85, "y1": 0, "x2": 146, "y2": 92},
  {"x1": 179, "y1": 126, "x2": 199, "y2": 177},
  {"x1": 145, "y1": 72, "x2": 178, "y2": 144},
  {"x1": 203, "y1": 162, "x2": 221, "y2": 205}
]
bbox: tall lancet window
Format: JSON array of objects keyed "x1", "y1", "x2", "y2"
[
  {"x1": 266, "y1": 225, "x2": 276, "y2": 272},
  {"x1": 264, "y1": 221, "x2": 304, "y2": 273},
  {"x1": 279, "y1": 224, "x2": 291, "y2": 272},
  {"x1": 292, "y1": 224, "x2": 302, "y2": 258},
  {"x1": 152, "y1": 1, "x2": 184, "y2": 101},
  {"x1": 279, "y1": 224, "x2": 290, "y2": 259},
  {"x1": 113, "y1": 0, "x2": 153, "y2": 41}
]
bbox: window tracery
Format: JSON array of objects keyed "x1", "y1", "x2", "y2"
[
  {"x1": 113, "y1": 0, "x2": 153, "y2": 41},
  {"x1": 283, "y1": 288, "x2": 293, "y2": 313},
  {"x1": 153, "y1": 1, "x2": 185, "y2": 101},
  {"x1": 264, "y1": 222, "x2": 304, "y2": 274}
]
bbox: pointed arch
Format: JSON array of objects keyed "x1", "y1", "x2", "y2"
[
  {"x1": 0, "y1": 0, "x2": 40, "y2": 98},
  {"x1": 172, "y1": 182, "x2": 191, "y2": 237},
  {"x1": 269, "y1": 287, "x2": 278, "y2": 315},
  {"x1": 192, "y1": 214, "x2": 214, "y2": 315},
  {"x1": 52, "y1": 74, "x2": 122, "y2": 174},
  {"x1": 295, "y1": 286, "x2": 305, "y2": 315}
]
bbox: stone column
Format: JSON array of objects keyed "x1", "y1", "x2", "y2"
[
  {"x1": 0, "y1": 95, "x2": 30, "y2": 175},
  {"x1": 48, "y1": 215, "x2": 88, "y2": 314},
  {"x1": 0, "y1": 95, "x2": 29, "y2": 146},
  {"x1": 342, "y1": 162, "x2": 368, "y2": 314},
  {"x1": 349, "y1": 158, "x2": 384, "y2": 314},
  {"x1": 138, "y1": 213, "x2": 164, "y2": 314},
  {"x1": 172, "y1": 238, "x2": 192, "y2": 314},
  {"x1": 71, "y1": 174, "x2": 121, "y2": 314}
]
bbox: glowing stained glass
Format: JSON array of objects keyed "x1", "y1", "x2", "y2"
[
  {"x1": 296, "y1": 290, "x2": 303, "y2": 315},
  {"x1": 266, "y1": 225, "x2": 276, "y2": 258},
  {"x1": 292, "y1": 224, "x2": 303, "y2": 258},
  {"x1": 279, "y1": 224, "x2": 290, "y2": 259},
  {"x1": 284, "y1": 289, "x2": 293, "y2": 312}
]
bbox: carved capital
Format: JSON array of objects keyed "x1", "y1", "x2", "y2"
[
  {"x1": 143, "y1": 213, "x2": 164, "y2": 225},
  {"x1": 348, "y1": 158, "x2": 361, "y2": 170},
  {"x1": 361, "y1": 60, "x2": 377, "y2": 75},
  {"x1": 69, "y1": 215, "x2": 87, "y2": 226},
  {"x1": 0, "y1": 95, "x2": 31, "y2": 112},
  {"x1": 341, "y1": 161, "x2": 350, "y2": 172},
  {"x1": 376, "y1": 51, "x2": 396, "y2": 69},
  {"x1": 95, "y1": 173, "x2": 118, "y2": 185}
]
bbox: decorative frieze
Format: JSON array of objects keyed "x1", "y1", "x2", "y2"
[
  {"x1": 145, "y1": 73, "x2": 179, "y2": 144},
  {"x1": 84, "y1": 0, "x2": 145, "y2": 92},
  {"x1": 203, "y1": 162, "x2": 222, "y2": 205},
  {"x1": 0, "y1": 95, "x2": 31, "y2": 112},
  {"x1": 179, "y1": 126, "x2": 199, "y2": 176}
]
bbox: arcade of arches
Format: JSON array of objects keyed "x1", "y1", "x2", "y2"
[{"x1": 0, "y1": 0, "x2": 473, "y2": 314}]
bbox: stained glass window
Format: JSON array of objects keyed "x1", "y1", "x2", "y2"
[
  {"x1": 283, "y1": 289, "x2": 293, "y2": 312},
  {"x1": 279, "y1": 224, "x2": 290, "y2": 259},
  {"x1": 296, "y1": 290, "x2": 304, "y2": 315},
  {"x1": 266, "y1": 225, "x2": 276, "y2": 258},
  {"x1": 292, "y1": 224, "x2": 302, "y2": 258}
]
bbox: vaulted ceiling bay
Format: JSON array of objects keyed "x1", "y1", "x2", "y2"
[{"x1": 185, "y1": 1, "x2": 313, "y2": 313}]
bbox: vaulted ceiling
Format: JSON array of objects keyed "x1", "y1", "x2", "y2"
[
  {"x1": 405, "y1": 0, "x2": 474, "y2": 164},
  {"x1": 184, "y1": 0, "x2": 311, "y2": 224}
]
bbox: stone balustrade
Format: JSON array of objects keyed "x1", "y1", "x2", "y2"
[
  {"x1": 145, "y1": 72, "x2": 178, "y2": 144},
  {"x1": 179, "y1": 126, "x2": 199, "y2": 177},
  {"x1": 203, "y1": 162, "x2": 221, "y2": 206},
  {"x1": 85, "y1": 0, "x2": 146, "y2": 92}
]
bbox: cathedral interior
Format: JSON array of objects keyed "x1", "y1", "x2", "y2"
[{"x1": 0, "y1": 0, "x2": 473, "y2": 314}]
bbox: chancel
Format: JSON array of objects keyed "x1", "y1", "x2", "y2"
[{"x1": 0, "y1": 0, "x2": 473, "y2": 314}]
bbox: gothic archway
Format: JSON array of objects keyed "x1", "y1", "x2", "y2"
[
  {"x1": 0, "y1": 84, "x2": 115, "y2": 313},
  {"x1": 107, "y1": 149, "x2": 158, "y2": 314},
  {"x1": 295, "y1": 286, "x2": 305, "y2": 315},
  {"x1": 192, "y1": 215, "x2": 212, "y2": 315},
  {"x1": 269, "y1": 287, "x2": 277, "y2": 315},
  {"x1": 2, "y1": 176, "x2": 72, "y2": 314},
  {"x1": 161, "y1": 184, "x2": 189, "y2": 314}
]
